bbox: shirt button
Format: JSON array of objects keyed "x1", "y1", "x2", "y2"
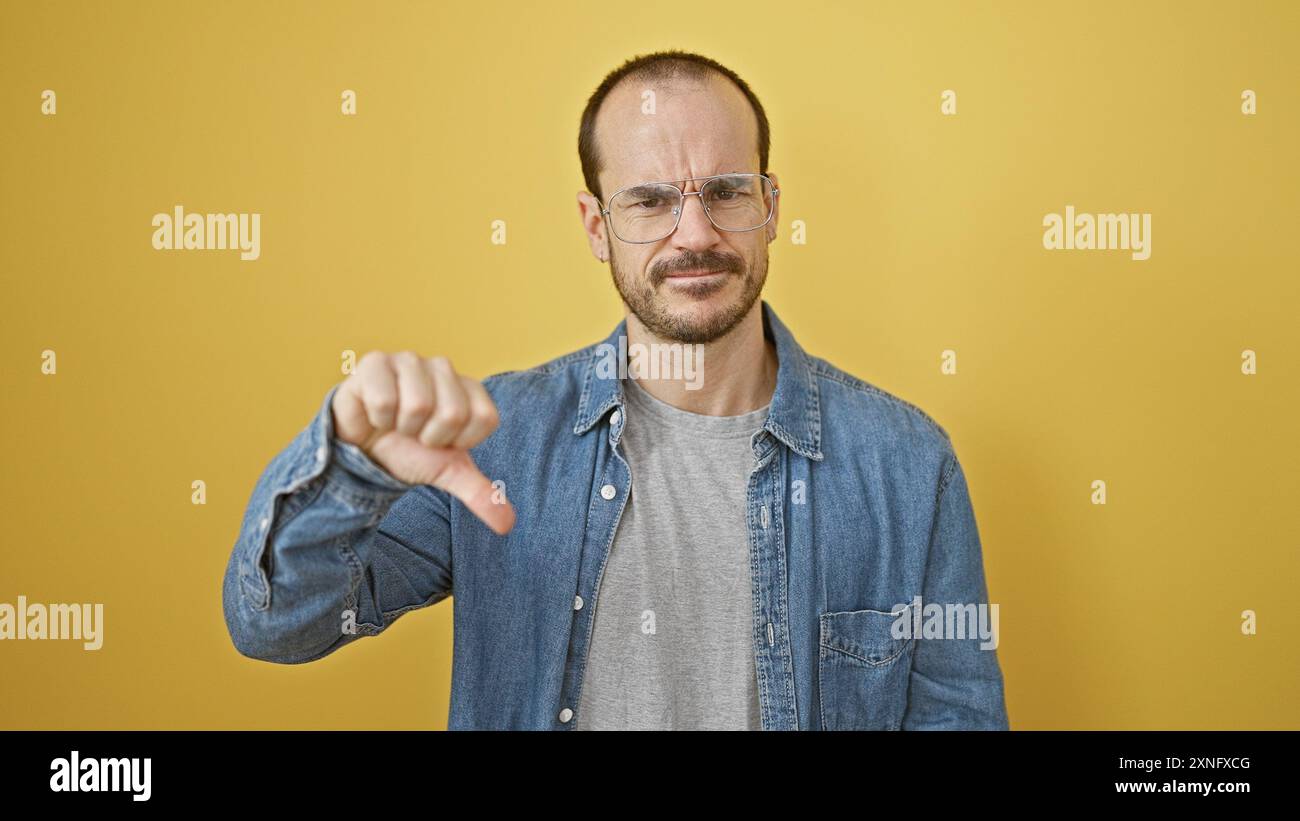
[
  {"x1": 316, "y1": 445, "x2": 327, "y2": 465},
  {"x1": 610, "y1": 409, "x2": 621, "y2": 427},
  {"x1": 573, "y1": 595, "x2": 584, "y2": 611},
  {"x1": 558, "y1": 707, "x2": 573, "y2": 723},
  {"x1": 600, "y1": 484, "x2": 617, "y2": 500}
]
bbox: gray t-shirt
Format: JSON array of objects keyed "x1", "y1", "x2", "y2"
[{"x1": 573, "y1": 376, "x2": 770, "y2": 730}]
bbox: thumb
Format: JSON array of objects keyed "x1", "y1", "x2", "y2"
[{"x1": 434, "y1": 452, "x2": 516, "y2": 535}]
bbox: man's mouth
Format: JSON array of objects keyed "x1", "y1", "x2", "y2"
[{"x1": 665, "y1": 269, "x2": 725, "y2": 279}]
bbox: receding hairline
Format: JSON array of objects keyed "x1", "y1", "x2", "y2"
[
  {"x1": 580, "y1": 56, "x2": 767, "y2": 202},
  {"x1": 594, "y1": 71, "x2": 752, "y2": 163}
]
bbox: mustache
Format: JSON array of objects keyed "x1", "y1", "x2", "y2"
[{"x1": 649, "y1": 252, "x2": 744, "y2": 286}]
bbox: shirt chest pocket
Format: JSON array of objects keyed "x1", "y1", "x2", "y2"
[{"x1": 817, "y1": 605, "x2": 916, "y2": 730}]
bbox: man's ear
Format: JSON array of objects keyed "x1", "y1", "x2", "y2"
[
  {"x1": 766, "y1": 172, "x2": 780, "y2": 244},
  {"x1": 576, "y1": 191, "x2": 609, "y2": 261}
]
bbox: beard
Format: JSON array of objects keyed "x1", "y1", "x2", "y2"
[{"x1": 609, "y1": 243, "x2": 767, "y2": 344}]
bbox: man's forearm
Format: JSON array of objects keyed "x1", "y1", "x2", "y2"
[{"x1": 222, "y1": 384, "x2": 416, "y2": 664}]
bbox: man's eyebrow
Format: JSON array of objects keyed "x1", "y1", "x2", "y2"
[
  {"x1": 621, "y1": 183, "x2": 673, "y2": 197},
  {"x1": 613, "y1": 172, "x2": 754, "y2": 197}
]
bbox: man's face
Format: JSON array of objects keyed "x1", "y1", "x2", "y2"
[{"x1": 579, "y1": 74, "x2": 779, "y2": 344}]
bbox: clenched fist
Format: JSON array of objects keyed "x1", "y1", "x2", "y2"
[{"x1": 330, "y1": 351, "x2": 515, "y2": 535}]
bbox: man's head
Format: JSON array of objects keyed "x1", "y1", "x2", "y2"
[{"x1": 577, "y1": 51, "x2": 779, "y2": 344}]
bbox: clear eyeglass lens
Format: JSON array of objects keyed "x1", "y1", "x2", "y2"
[
  {"x1": 608, "y1": 183, "x2": 681, "y2": 242},
  {"x1": 607, "y1": 175, "x2": 773, "y2": 242},
  {"x1": 702, "y1": 175, "x2": 772, "y2": 231}
]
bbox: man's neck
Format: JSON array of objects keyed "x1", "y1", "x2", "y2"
[{"x1": 623, "y1": 302, "x2": 778, "y2": 416}]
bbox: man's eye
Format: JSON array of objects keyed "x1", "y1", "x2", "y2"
[
  {"x1": 710, "y1": 188, "x2": 749, "y2": 201},
  {"x1": 634, "y1": 198, "x2": 663, "y2": 209}
]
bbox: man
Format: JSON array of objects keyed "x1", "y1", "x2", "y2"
[{"x1": 221, "y1": 49, "x2": 1010, "y2": 730}]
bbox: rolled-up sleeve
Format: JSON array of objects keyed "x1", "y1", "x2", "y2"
[{"x1": 221, "y1": 382, "x2": 454, "y2": 664}]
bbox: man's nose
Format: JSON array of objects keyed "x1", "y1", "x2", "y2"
[{"x1": 671, "y1": 192, "x2": 721, "y2": 248}]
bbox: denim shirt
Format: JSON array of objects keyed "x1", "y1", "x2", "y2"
[{"x1": 221, "y1": 301, "x2": 1010, "y2": 730}]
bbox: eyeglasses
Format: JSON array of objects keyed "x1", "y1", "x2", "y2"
[{"x1": 596, "y1": 172, "x2": 779, "y2": 244}]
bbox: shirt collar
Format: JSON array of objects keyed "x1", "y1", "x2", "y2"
[{"x1": 573, "y1": 300, "x2": 823, "y2": 461}]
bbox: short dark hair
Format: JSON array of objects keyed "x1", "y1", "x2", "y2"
[{"x1": 578, "y1": 49, "x2": 771, "y2": 203}]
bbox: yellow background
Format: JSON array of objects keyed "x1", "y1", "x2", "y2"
[{"x1": 1, "y1": 0, "x2": 1296, "y2": 729}]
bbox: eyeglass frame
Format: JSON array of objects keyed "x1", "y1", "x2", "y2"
[{"x1": 595, "y1": 172, "x2": 780, "y2": 244}]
